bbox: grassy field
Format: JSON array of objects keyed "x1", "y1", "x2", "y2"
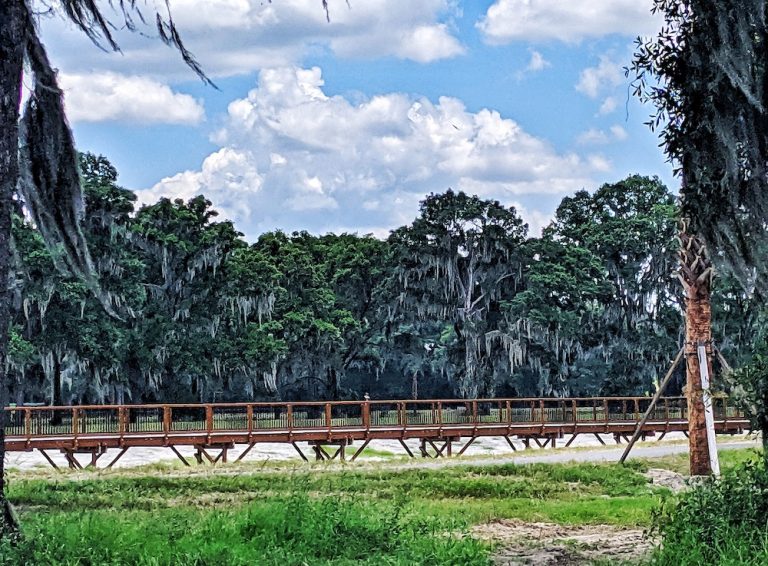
[{"x1": 0, "y1": 448, "x2": 761, "y2": 565}]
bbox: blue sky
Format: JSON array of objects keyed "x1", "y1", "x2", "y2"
[{"x1": 39, "y1": 0, "x2": 673, "y2": 239}]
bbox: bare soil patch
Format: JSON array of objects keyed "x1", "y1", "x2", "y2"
[{"x1": 473, "y1": 519, "x2": 653, "y2": 565}]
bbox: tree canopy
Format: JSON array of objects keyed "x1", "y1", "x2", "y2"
[{"x1": 6, "y1": 161, "x2": 762, "y2": 407}]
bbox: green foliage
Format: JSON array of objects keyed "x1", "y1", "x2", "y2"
[
  {"x1": 8, "y1": 154, "x2": 765, "y2": 404},
  {"x1": 651, "y1": 460, "x2": 768, "y2": 565},
  {"x1": 630, "y1": 0, "x2": 768, "y2": 296}
]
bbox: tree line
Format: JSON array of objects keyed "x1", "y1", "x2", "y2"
[{"x1": 5, "y1": 154, "x2": 761, "y2": 405}]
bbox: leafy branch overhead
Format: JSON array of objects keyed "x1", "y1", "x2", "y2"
[{"x1": 628, "y1": 0, "x2": 768, "y2": 295}]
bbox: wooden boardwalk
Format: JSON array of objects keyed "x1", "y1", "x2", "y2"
[{"x1": 3, "y1": 396, "x2": 750, "y2": 469}]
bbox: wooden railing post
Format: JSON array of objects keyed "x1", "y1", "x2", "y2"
[
  {"x1": 539, "y1": 399, "x2": 545, "y2": 424},
  {"x1": 118, "y1": 407, "x2": 126, "y2": 435},
  {"x1": 205, "y1": 405, "x2": 213, "y2": 433},
  {"x1": 325, "y1": 403, "x2": 332, "y2": 429},
  {"x1": 286, "y1": 404, "x2": 293, "y2": 429},
  {"x1": 362, "y1": 401, "x2": 370, "y2": 429},
  {"x1": 437, "y1": 401, "x2": 443, "y2": 425},
  {"x1": 571, "y1": 399, "x2": 577, "y2": 423},
  {"x1": 72, "y1": 408, "x2": 79, "y2": 436},
  {"x1": 603, "y1": 398, "x2": 609, "y2": 423},
  {"x1": 634, "y1": 399, "x2": 640, "y2": 421},
  {"x1": 163, "y1": 406, "x2": 171, "y2": 434},
  {"x1": 472, "y1": 401, "x2": 478, "y2": 424},
  {"x1": 506, "y1": 400, "x2": 512, "y2": 424},
  {"x1": 247, "y1": 404, "x2": 254, "y2": 433},
  {"x1": 24, "y1": 408, "x2": 31, "y2": 437}
]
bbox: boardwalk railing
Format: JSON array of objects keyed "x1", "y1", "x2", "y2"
[
  {"x1": 4, "y1": 396, "x2": 747, "y2": 441},
  {"x1": 3, "y1": 396, "x2": 750, "y2": 468}
]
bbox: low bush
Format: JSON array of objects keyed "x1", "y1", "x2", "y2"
[{"x1": 652, "y1": 459, "x2": 768, "y2": 565}]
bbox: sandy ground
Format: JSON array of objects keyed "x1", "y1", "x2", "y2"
[
  {"x1": 5, "y1": 431, "x2": 759, "y2": 471},
  {"x1": 474, "y1": 519, "x2": 653, "y2": 565}
]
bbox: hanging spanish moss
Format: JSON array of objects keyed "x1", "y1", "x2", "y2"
[{"x1": 630, "y1": 0, "x2": 768, "y2": 296}]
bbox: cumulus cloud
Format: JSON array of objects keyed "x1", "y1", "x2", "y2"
[
  {"x1": 41, "y1": 0, "x2": 463, "y2": 80},
  {"x1": 392, "y1": 24, "x2": 465, "y2": 63},
  {"x1": 575, "y1": 56, "x2": 624, "y2": 99},
  {"x1": 477, "y1": 0, "x2": 660, "y2": 44},
  {"x1": 137, "y1": 66, "x2": 608, "y2": 238},
  {"x1": 576, "y1": 125, "x2": 628, "y2": 145},
  {"x1": 59, "y1": 73, "x2": 204, "y2": 124}
]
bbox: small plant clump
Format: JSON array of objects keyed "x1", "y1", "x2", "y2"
[{"x1": 651, "y1": 459, "x2": 768, "y2": 565}]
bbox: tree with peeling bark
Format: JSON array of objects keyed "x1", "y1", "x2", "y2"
[{"x1": 630, "y1": 0, "x2": 768, "y2": 474}]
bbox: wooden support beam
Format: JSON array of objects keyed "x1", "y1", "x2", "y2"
[
  {"x1": 235, "y1": 442, "x2": 257, "y2": 463},
  {"x1": 457, "y1": 436, "x2": 477, "y2": 456},
  {"x1": 292, "y1": 442, "x2": 309, "y2": 462},
  {"x1": 504, "y1": 436, "x2": 517, "y2": 451},
  {"x1": 196, "y1": 446, "x2": 215, "y2": 464},
  {"x1": 88, "y1": 448, "x2": 106, "y2": 469},
  {"x1": 38, "y1": 449, "x2": 60, "y2": 470},
  {"x1": 565, "y1": 434, "x2": 578, "y2": 448},
  {"x1": 106, "y1": 447, "x2": 129, "y2": 469},
  {"x1": 350, "y1": 439, "x2": 371, "y2": 462},
  {"x1": 316, "y1": 444, "x2": 332, "y2": 460},
  {"x1": 398, "y1": 438, "x2": 415, "y2": 458},
  {"x1": 170, "y1": 445, "x2": 190, "y2": 467},
  {"x1": 593, "y1": 433, "x2": 606, "y2": 446},
  {"x1": 620, "y1": 347, "x2": 684, "y2": 464}
]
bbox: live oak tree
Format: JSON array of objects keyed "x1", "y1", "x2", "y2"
[{"x1": 390, "y1": 190, "x2": 527, "y2": 398}]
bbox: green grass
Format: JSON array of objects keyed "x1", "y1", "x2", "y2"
[
  {"x1": 3, "y1": 449, "x2": 760, "y2": 565},
  {"x1": 0, "y1": 457, "x2": 673, "y2": 565}
]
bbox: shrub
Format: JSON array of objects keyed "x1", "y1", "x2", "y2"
[{"x1": 652, "y1": 460, "x2": 768, "y2": 565}]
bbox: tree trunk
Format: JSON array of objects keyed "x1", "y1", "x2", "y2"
[
  {"x1": 0, "y1": 0, "x2": 25, "y2": 536},
  {"x1": 49, "y1": 352, "x2": 63, "y2": 425},
  {"x1": 679, "y1": 223, "x2": 714, "y2": 476}
]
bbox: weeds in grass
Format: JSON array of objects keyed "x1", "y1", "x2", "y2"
[
  {"x1": 0, "y1": 488, "x2": 490, "y2": 565},
  {"x1": 651, "y1": 458, "x2": 768, "y2": 565}
]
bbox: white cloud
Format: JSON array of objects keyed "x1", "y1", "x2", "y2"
[
  {"x1": 59, "y1": 73, "x2": 204, "y2": 124},
  {"x1": 598, "y1": 96, "x2": 618, "y2": 115},
  {"x1": 478, "y1": 0, "x2": 660, "y2": 44},
  {"x1": 41, "y1": 1, "x2": 463, "y2": 80},
  {"x1": 577, "y1": 125, "x2": 628, "y2": 145},
  {"x1": 575, "y1": 56, "x2": 624, "y2": 99},
  {"x1": 609, "y1": 125, "x2": 628, "y2": 140},
  {"x1": 137, "y1": 66, "x2": 608, "y2": 238},
  {"x1": 393, "y1": 24, "x2": 465, "y2": 63},
  {"x1": 516, "y1": 50, "x2": 551, "y2": 80},
  {"x1": 526, "y1": 50, "x2": 550, "y2": 72}
]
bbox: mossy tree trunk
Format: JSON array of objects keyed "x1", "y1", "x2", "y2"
[{"x1": 0, "y1": 0, "x2": 26, "y2": 537}]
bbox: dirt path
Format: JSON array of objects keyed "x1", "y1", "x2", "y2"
[{"x1": 474, "y1": 519, "x2": 653, "y2": 565}]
